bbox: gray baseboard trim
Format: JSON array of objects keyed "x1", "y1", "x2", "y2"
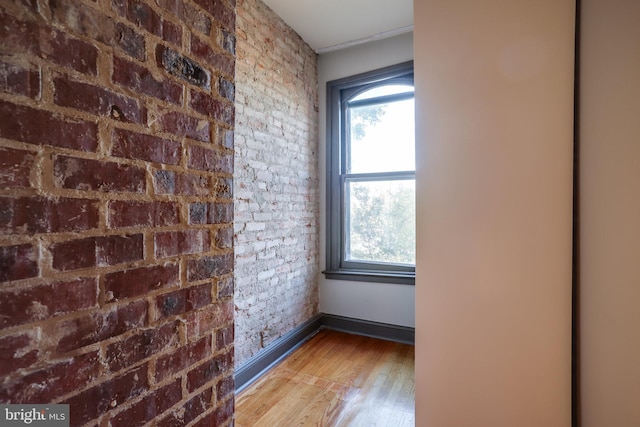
[
  {"x1": 234, "y1": 314, "x2": 323, "y2": 393},
  {"x1": 320, "y1": 314, "x2": 415, "y2": 345},
  {"x1": 234, "y1": 313, "x2": 415, "y2": 392}
]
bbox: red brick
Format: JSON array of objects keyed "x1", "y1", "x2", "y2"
[
  {"x1": 49, "y1": 0, "x2": 146, "y2": 60},
  {"x1": 217, "y1": 276, "x2": 234, "y2": 299},
  {"x1": 153, "y1": 170, "x2": 212, "y2": 197},
  {"x1": 158, "y1": 110, "x2": 210, "y2": 142},
  {"x1": 0, "y1": 59, "x2": 40, "y2": 98},
  {"x1": 0, "y1": 244, "x2": 39, "y2": 283},
  {"x1": 0, "y1": 147, "x2": 35, "y2": 188},
  {"x1": 64, "y1": 364, "x2": 148, "y2": 425},
  {"x1": 105, "y1": 321, "x2": 180, "y2": 372},
  {"x1": 0, "y1": 278, "x2": 98, "y2": 328},
  {"x1": 218, "y1": 234, "x2": 241, "y2": 260},
  {"x1": 56, "y1": 300, "x2": 148, "y2": 352},
  {"x1": 155, "y1": 0, "x2": 207, "y2": 38},
  {"x1": 108, "y1": 200, "x2": 180, "y2": 228},
  {"x1": 54, "y1": 76, "x2": 145, "y2": 124},
  {"x1": 211, "y1": 397, "x2": 234, "y2": 427},
  {"x1": 156, "y1": 44, "x2": 211, "y2": 89},
  {"x1": 105, "y1": 264, "x2": 179, "y2": 301},
  {"x1": 0, "y1": 9, "x2": 39, "y2": 55},
  {"x1": 189, "y1": 202, "x2": 233, "y2": 225},
  {"x1": 189, "y1": 90, "x2": 234, "y2": 125},
  {"x1": 43, "y1": 28, "x2": 98, "y2": 75},
  {"x1": 110, "y1": 379, "x2": 182, "y2": 427},
  {"x1": 112, "y1": 127, "x2": 181, "y2": 165},
  {"x1": 186, "y1": 350, "x2": 232, "y2": 392},
  {"x1": 50, "y1": 237, "x2": 95, "y2": 271},
  {"x1": 51, "y1": 234, "x2": 144, "y2": 271},
  {"x1": 215, "y1": 324, "x2": 234, "y2": 351},
  {"x1": 186, "y1": 300, "x2": 233, "y2": 340},
  {"x1": 184, "y1": 3, "x2": 211, "y2": 36},
  {"x1": 189, "y1": 203, "x2": 207, "y2": 224},
  {"x1": 155, "y1": 335, "x2": 211, "y2": 382},
  {"x1": 188, "y1": 144, "x2": 233, "y2": 173},
  {"x1": 215, "y1": 226, "x2": 233, "y2": 249},
  {"x1": 192, "y1": 0, "x2": 235, "y2": 31},
  {"x1": 156, "y1": 387, "x2": 212, "y2": 427},
  {"x1": 0, "y1": 9, "x2": 98, "y2": 74},
  {"x1": 187, "y1": 253, "x2": 233, "y2": 281},
  {"x1": 154, "y1": 288, "x2": 186, "y2": 320},
  {"x1": 172, "y1": 171, "x2": 213, "y2": 196},
  {"x1": 1, "y1": 197, "x2": 99, "y2": 234},
  {"x1": 17, "y1": 0, "x2": 38, "y2": 10},
  {"x1": 153, "y1": 170, "x2": 175, "y2": 194},
  {"x1": 216, "y1": 375, "x2": 234, "y2": 400},
  {"x1": 215, "y1": 203, "x2": 234, "y2": 223},
  {"x1": 214, "y1": 177, "x2": 233, "y2": 198},
  {"x1": 0, "y1": 101, "x2": 98, "y2": 151},
  {"x1": 114, "y1": 0, "x2": 163, "y2": 37},
  {"x1": 162, "y1": 19, "x2": 182, "y2": 45},
  {"x1": 0, "y1": 331, "x2": 39, "y2": 377},
  {"x1": 219, "y1": 76, "x2": 235, "y2": 101},
  {"x1": 154, "y1": 229, "x2": 210, "y2": 259},
  {"x1": 0, "y1": 350, "x2": 100, "y2": 404},
  {"x1": 219, "y1": 128, "x2": 234, "y2": 149},
  {"x1": 100, "y1": 234, "x2": 145, "y2": 265},
  {"x1": 191, "y1": 35, "x2": 235, "y2": 77},
  {"x1": 155, "y1": 283, "x2": 212, "y2": 320},
  {"x1": 154, "y1": 0, "x2": 183, "y2": 17},
  {"x1": 222, "y1": 29, "x2": 236, "y2": 55},
  {"x1": 54, "y1": 155, "x2": 146, "y2": 193},
  {"x1": 112, "y1": 56, "x2": 182, "y2": 105},
  {"x1": 116, "y1": 21, "x2": 147, "y2": 60}
]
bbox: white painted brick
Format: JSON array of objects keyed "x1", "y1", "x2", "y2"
[{"x1": 235, "y1": 0, "x2": 319, "y2": 366}]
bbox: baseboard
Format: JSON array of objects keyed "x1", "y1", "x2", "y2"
[
  {"x1": 320, "y1": 314, "x2": 415, "y2": 345},
  {"x1": 234, "y1": 313, "x2": 415, "y2": 392},
  {"x1": 234, "y1": 314, "x2": 323, "y2": 393}
]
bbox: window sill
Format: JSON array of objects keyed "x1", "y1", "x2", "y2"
[{"x1": 322, "y1": 269, "x2": 415, "y2": 285}]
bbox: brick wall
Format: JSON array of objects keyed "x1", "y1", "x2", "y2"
[
  {"x1": 0, "y1": 0, "x2": 235, "y2": 425},
  {"x1": 234, "y1": 0, "x2": 319, "y2": 366}
]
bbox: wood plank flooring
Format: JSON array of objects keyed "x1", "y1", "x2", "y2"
[{"x1": 235, "y1": 329, "x2": 415, "y2": 427}]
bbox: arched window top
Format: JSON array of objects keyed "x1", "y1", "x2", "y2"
[{"x1": 351, "y1": 84, "x2": 414, "y2": 102}]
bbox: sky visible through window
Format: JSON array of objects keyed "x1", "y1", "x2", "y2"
[
  {"x1": 349, "y1": 98, "x2": 415, "y2": 174},
  {"x1": 346, "y1": 89, "x2": 416, "y2": 265}
]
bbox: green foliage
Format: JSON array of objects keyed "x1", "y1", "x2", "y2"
[
  {"x1": 350, "y1": 104, "x2": 387, "y2": 140},
  {"x1": 348, "y1": 182, "x2": 415, "y2": 265}
]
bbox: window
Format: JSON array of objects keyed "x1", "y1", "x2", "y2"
[{"x1": 324, "y1": 61, "x2": 415, "y2": 285}]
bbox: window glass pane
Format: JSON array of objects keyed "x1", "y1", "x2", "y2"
[
  {"x1": 346, "y1": 179, "x2": 415, "y2": 265},
  {"x1": 348, "y1": 98, "x2": 415, "y2": 174},
  {"x1": 351, "y1": 84, "x2": 414, "y2": 101}
]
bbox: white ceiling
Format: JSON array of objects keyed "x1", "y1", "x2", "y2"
[{"x1": 261, "y1": 0, "x2": 413, "y2": 54}]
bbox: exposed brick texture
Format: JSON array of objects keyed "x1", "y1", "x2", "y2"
[
  {"x1": 0, "y1": 59, "x2": 40, "y2": 98},
  {"x1": 0, "y1": 278, "x2": 98, "y2": 328},
  {"x1": 0, "y1": 147, "x2": 35, "y2": 188},
  {"x1": 0, "y1": 0, "x2": 235, "y2": 425},
  {"x1": 1, "y1": 197, "x2": 99, "y2": 234},
  {"x1": 0, "y1": 101, "x2": 98, "y2": 151},
  {"x1": 234, "y1": 0, "x2": 319, "y2": 366}
]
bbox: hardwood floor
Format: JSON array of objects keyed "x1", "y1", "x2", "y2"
[{"x1": 235, "y1": 329, "x2": 415, "y2": 426}]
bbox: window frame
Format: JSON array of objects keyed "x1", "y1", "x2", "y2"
[{"x1": 324, "y1": 61, "x2": 415, "y2": 285}]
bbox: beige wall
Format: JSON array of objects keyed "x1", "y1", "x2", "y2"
[
  {"x1": 579, "y1": 1, "x2": 640, "y2": 426},
  {"x1": 414, "y1": 1, "x2": 575, "y2": 426}
]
